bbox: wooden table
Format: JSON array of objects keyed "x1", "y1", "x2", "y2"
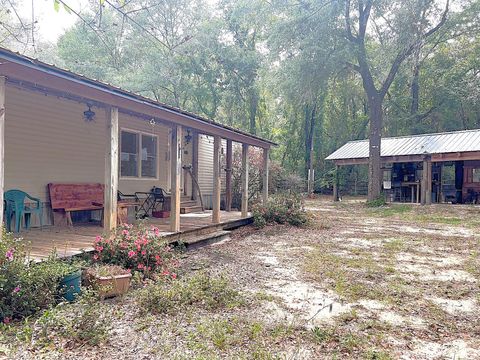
[
  {"x1": 117, "y1": 201, "x2": 141, "y2": 224},
  {"x1": 401, "y1": 181, "x2": 420, "y2": 203}
]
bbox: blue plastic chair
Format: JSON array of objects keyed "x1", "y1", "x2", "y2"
[{"x1": 4, "y1": 190, "x2": 43, "y2": 233}]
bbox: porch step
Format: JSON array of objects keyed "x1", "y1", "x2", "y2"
[
  {"x1": 180, "y1": 200, "x2": 198, "y2": 207},
  {"x1": 182, "y1": 230, "x2": 231, "y2": 250},
  {"x1": 181, "y1": 205, "x2": 203, "y2": 214}
]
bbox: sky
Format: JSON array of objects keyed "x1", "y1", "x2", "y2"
[{"x1": 17, "y1": 0, "x2": 91, "y2": 42}]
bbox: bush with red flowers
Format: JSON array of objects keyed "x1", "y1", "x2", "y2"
[{"x1": 92, "y1": 223, "x2": 178, "y2": 279}]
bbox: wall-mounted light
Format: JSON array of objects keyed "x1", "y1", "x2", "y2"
[
  {"x1": 184, "y1": 129, "x2": 192, "y2": 145},
  {"x1": 83, "y1": 104, "x2": 96, "y2": 122}
]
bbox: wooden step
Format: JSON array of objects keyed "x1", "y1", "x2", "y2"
[
  {"x1": 180, "y1": 205, "x2": 203, "y2": 214},
  {"x1": 182, "y1": 230, "x2": 231, "y2": 250},
  {"x1": 180, "y1": 200, "x2": 198, "y2": 207}
]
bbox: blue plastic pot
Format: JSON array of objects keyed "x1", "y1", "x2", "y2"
[{"x1": 59, "y1": 269, "x2": 82, "y2": 302}]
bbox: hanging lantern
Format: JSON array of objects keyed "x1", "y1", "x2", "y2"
[
  {"x1": 83, "y1": 104, "x2": 96, "y2": 122},
  {"x1": 184, "y1": 129, "x2": 193, "y2": 145}
]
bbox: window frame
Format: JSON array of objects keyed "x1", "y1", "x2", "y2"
[
  {"x1": 472, "y1": 168, "x2": 480, "y2": 183},
  {"x1": 120, "y1": 128, "x2": 160, "y2": 180}
]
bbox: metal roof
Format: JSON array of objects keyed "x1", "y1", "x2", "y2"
[
  {"x1": 0, "y1": 47, "x2": 277, "y2": 147},
  {"x1": 326, "y1": 129, "x2": 480, "y2": 160}
]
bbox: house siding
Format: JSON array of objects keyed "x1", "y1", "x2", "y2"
[
  {"x1": 5, "y1": 84, "x2": 107, "y2": 204},
  {"x1": 197, "y1": 135, "x2": 226, "y2": 209}
]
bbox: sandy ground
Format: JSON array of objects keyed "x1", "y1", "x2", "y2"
[{"x1": 2, "y1": 198, "x2": 479, "y2": 359}]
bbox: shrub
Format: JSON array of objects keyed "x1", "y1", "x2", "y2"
[
  {"x1": 0, "y1": 230, "x2": 79, "y2": 322},
  {"x1": 93, "y1": 223, "x2": 178, "y2": 278},
  {"x1": 137, "y1": 272, "x2": 243, "y2": 314},
  {"x1": 34, "y1": 288, "x2": 111, "y2": 347},
  {"x1": 252, "y1": 193, "x2": 309, "y2": 228},
  {"x1": 366, "y1": 195, "x2": 386, "y2": 207}
]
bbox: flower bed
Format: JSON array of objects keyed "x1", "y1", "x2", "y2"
[{"x1": 92, "y1": 223, "x2": 178, "y2": 279}]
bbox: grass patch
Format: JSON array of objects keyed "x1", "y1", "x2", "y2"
[
  {"x1": 383, "y1": 238, "x2": 405, "y2": 253},
  {"x1": 367, "y1": 204, "x2": 413, "y2": 217},
  {"x1": 304, "y1": 250, "x2": 388, "y2": 302},
  {"x1": 311, "y1": 326, "x2": 335, "y2": 344},
  {"x1": 137, "y1": 272, "x2": 244, "y2": 314},
  {"x1": 414, "y1": 214, "x2": 463, "y2": 225},
  {"x1": 464, "y1": 249, "x2": 480, "y2": 279},
  {"x1": 185, "y1": 316, "x2": 294, "y2": 359},
  {"x1": 310, "y1": 325, "x2": 367, "y2": 355},
  {"x1": 364, "y1": 349, "x2": 394, "y2": 360}
]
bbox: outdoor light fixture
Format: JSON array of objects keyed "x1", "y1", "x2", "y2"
[
  {"x1": 184, "y1": 129, "x2": 193, "y2": 145},
  {"x1": 83, "y1": 105, "x2": 96, "y2": 122}
]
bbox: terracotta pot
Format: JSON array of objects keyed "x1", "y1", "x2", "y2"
[{"x1": 92, "y1": 273, "x2": 132, "y2": 299}]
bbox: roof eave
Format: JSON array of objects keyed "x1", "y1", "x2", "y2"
[{"x1": 0, "y1": 47, "x2": 277, "y2": 148}]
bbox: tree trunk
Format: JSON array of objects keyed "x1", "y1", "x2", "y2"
[
  {"x1": 410, "y1": 50, "x2": 421, "y2": 119},
  {"x1": 368, "y1": 97, "x2": 382, "y2": 201},
  {"x1": 249, "y1": 89, "x2": 258, "y2": 135},
  {"x1": 304, "y1": 104, "x2": 316, "y2": 180}
]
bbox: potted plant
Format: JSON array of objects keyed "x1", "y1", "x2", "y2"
[
  {"x1": 85, "y1": 265, "x2": 132, "y2": 299},
  {"x1": 35, "y1": 255, "x2": 82, "y2": 303},
  {"x1": 59, "y1": 265, "x2": 82, "y2": 302}
]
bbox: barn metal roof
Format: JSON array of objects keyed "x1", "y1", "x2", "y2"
[{"x1": 326, "y1": 129, "x2": 480, "y2": 160}]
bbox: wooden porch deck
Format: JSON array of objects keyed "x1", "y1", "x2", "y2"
[{"x1": 19, "y1": 211, "x2": 251, "y2": 261}]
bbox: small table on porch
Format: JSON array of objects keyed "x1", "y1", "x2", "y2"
[
  {"x1": 400, "y1": 181, "x2": 420, "y2": 203},
  {"x1": 117, "y1": 201, "x2": 141, "y2": 224}
]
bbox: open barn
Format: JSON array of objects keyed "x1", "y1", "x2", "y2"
[{"x1": 326, "y1": 129, "x2": 480, "y2": 204}]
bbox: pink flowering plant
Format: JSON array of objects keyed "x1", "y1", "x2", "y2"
[
  {"x1": 1, "y1": 229, "x2": 76, "y2": 322},
  {"x1": 92, "y1": 223, "x2": 178, "y2": 279}
]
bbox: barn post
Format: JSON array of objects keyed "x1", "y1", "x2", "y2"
[
  {"x1": 241, "y1": 143, "x2": 249, "y2": 217},
  {"x1": 0, "y1": 76, "x2": 5, "y2": 236},
  {"x1": 225, "y1": 139, "x2": 233, "y2": 211},
  {"x1": 426, "y1": 158, "x2": 432, "y2": 205},
  {"x1": 104, "y1": 106, "x2": 119, "y2": 232},
  {"x1": 421, "y1": 155, "x2": 432, "y2": 205},
  {"x1": 212, "y1": 135, "x2": 221, "y2": 223},
  {"x1": 262, "y1": 147, "x2": 269, "y2": 204},
  {"x1": 170, "y1": 125, "x2": 182, "y2": 232}
]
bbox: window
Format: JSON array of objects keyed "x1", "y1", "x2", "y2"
[
  {"x1": 121, "y1": 131, "x2": 138, "y2": 177},
  {"x1": 141, "y1": 134, "x2": 157, "y2": 178},
  {"x1": 473, "y1": 168, "x2": 480, "y2": 183},
  {"x1": 120, "y1": 130, "x2": 158, "y2": 178}
]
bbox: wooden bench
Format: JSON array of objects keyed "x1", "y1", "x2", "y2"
[{"x1": 48, "y1": 183, "x2": 105, "y2": 226}]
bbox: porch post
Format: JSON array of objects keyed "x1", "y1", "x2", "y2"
[
  {"x1": 104, "y1": 106, "x2": 119, "y2": 232},
  {"x1": 225, "y1": 139, "x2": 233, "y2": 211},
  {"x1": 212, "y1": 135, "x2": 221, "y2": 223},
  {"x1": 241, "y1": 143, "x2": 249, "y2": 217},
  {"x1": 333, "y1": 164, "x2": 340, "y2": 202},
  {"x1": 0, "y1": 76, "x2": 5, "y2": 234},
  {"x1": 262, "y1": 147, "x2": 269, "y2": 204},
  {"x1": 170, "y1": 125, "x2": 182, "y2": 232},
  {"x1": 191, "y1": 131, "x2": 199, "y2": 201}
]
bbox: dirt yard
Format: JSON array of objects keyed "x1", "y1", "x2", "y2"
[{"x1": 2, "y1": 198, "x2": 479, "y2": 359}]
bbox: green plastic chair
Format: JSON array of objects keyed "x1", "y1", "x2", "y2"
[{"x1": 4, "y1": 190, "x2": 43, "y2": 233}]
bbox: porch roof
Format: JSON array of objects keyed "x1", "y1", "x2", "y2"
[
  {"x1": 0, "y1": 46, "x2": 276, "y2": 149},
  {"x1": 326, "y1": 129, "x2": 480, "y2": 165}
]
